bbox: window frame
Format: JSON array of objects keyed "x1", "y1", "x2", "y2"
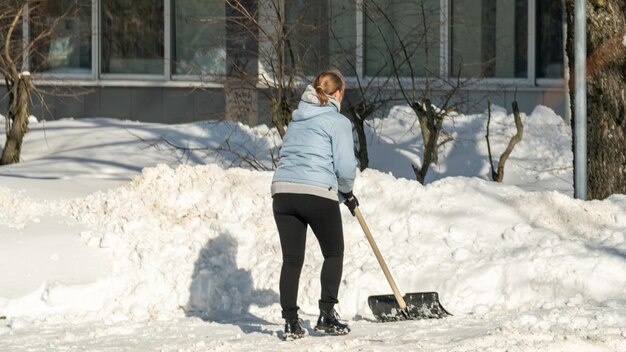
[
  {"x1": 446, "y1": 0, "x2": 532, "y2": 84},
  {"x1": 169, "y1": 0, "x2": 227, "y2": 83},
  {"x1": 27, "y1": 0, "x2": 96, "y2": 81},
  {"x1": 23, "y1": 0, "x2": 565, "y2": 90},
  {"x1": 355, "y1": 0, "x2": 564, "y2": 89},
  {"x1": 98, "y1": 0, "x2": 167, "y2": 81},
  {"x1": 28, "y1": 0, "x2": 226, "y2": 85},
  {"x1": 360, "y1": 0, "x2": 444, "y2": 82}
]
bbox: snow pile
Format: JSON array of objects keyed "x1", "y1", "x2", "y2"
[
  {"x1": 367, "y1": 104, "x2": 572, "y2": 192},
  {"x1": 3, "y1": 162, "x2": 624, "y2": 325},
  {"x1": 1, "y1": 106, "x2": 625, "y2": 351},
  {"x1": 0, "y1": 188, "x2": 43, "y2": 230},
  {"x1": 67, "y1": 164, "x2": 279, "y2": 323}
]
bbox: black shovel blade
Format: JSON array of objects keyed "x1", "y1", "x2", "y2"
[{"x1": 368, "y1": 292, "x2": 451, "y2": 322}]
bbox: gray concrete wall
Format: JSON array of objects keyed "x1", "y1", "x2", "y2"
[
  {"x1": 0, "y1": 85, "x2": 567, "y2": 125},
  {"x1": 0, "y1": 86, "x2": 226, "y2": 123}
]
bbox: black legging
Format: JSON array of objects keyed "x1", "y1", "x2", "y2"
[{"x1": 272, "y1": 193, "x2": 344, "y2": 320}]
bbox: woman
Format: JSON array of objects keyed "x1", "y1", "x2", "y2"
[{"x1": 271, "y1": 70, "x2": 359, "y2": 340}]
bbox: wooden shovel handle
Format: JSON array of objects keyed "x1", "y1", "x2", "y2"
[{"x1": 354, "y1": 207, "x2": 407, "y2": 310}]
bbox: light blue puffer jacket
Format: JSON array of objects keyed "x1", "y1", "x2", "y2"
[{"x1": 272, "y1": 85, "x2": 357, "y2": 199}]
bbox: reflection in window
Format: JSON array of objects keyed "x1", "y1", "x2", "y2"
[
  {"x1": 536, "y1": 0, "x2": 563, "y2": 78},
  {"x1": 30, "y1": 0, "x2": 92, "y2": 74},
  {"x1": 363, "y1": 0, "x2": 440, "y2": 77},
  {"x1": 285, "y1": 0, "x2": 356, "y2": 76},
  {"x1": 101, "y1": 0, "x2": 164, "y2": 75},
  {"x1": 450, "y1": 0, "x2": 527, "y2": 78},
  {"x1": 172, "y1": 0, "x2": 226, "y2": 76}
]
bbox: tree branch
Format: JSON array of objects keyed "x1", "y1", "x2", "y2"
[
  {"x1": 3, "y1": 4, "x2": 24, "y2": 80},
  {"x1": 489, "y1": 101, "x2": 524, "y2": 182},
  {"x1": 485, "y1": 97, "x2": 496, "y2": 179}
]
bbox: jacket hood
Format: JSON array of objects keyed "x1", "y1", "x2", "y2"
[{"x1": 292, "y1": 85, "x2": 341, "y2": 121}]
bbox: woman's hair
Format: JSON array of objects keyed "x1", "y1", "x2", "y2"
[{"x1": 313, "y1": 70, "x2": 345, "y2": 105}]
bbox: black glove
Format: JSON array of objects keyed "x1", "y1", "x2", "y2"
[{"x1": 340, "y1": 191, "x2": 359, "y2": 216}]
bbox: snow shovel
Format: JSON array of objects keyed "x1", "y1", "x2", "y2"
[{"x1": 354, "y1": 207, "x2": 451, "y2": 322}]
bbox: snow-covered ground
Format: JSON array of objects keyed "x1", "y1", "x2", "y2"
[{"x1": 0, "y1": 105, "x2": 625, "y2": 351}]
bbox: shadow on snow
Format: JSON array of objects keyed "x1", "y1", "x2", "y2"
[{"x1": 186, "y1": 233, "x2": 280, "y2": 336}]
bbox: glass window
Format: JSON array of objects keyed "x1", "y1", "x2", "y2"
[
  {"x1": 450, "y1": 0, "x2": 527, "y2": 78},
  {"x1": 30, "y1": 0, "x2": 92, "y2": 74},
  {"x1": 536, "y1": 0, "x2": 563, "y2": 78},
  {"x1": 285, "y1": 0, "x2": 356, "y2": 76},
  {"x1": 101, "y1": 0, "x2": 164, "y2": 75},
  {"x1": 329, "y1": 0, "x2": 357, "y2": 75},
  {"x1": 172, "y1": 0, "x2": 226, "y2": 76},
  {"x1": 363, "y1": 0, "x2": 440, "y2": 77}
]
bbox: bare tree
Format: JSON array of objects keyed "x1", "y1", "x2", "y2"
[
  {"x1": 158, "y1": 1, "x2": 388, "y2": 171},
  {"x1": 485, "y1": 98, "x2": 524, "y2": 182},
  {"x1": 226, "y1": 0, "x2": 304, "y2": 138},
  {"x1": 565, "y1": 0, "x2": 626, "y2": 199},
  {"x1": 0, "y1": 0, "x2": 78, "y2": 165},
  {"x1": 342, "y1": 79, "x2": 393, "y2": 171},
  {"x1": 362, "y1": 0, "x2": 463, "y2": 183},
  {"x1": 226, "y1": 0, "x2": 391, "y2": 155},
  {"x1": 135, "y1": 0, "x2": 286, "y2": 170},
  {"x1": 1, "y1": 1, "x2": 31, "y2": 165},
  {"x1": 326, "y1": 16, "x2": 394, "y2": 170}
]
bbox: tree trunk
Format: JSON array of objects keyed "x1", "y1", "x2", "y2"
[
  {"x1": 1, "y1": 73, "x2": 31, "y2": 165},
  {"x1": 565, "y1": 0, "x2": 626, "y2": 199},
  {"x1": 353, "y1": 117, "x2": 368, "y2": 171},
  {"x1": 412, "y1": 99, "x2": 442, "y2": 184},
  {"x1": 345, "y1": 102, "x2": 371, "y2": 171}
]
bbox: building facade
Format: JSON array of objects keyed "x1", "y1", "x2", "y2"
[{"x1": 0, "y1": 0, "x2": 567, "y2": 125}]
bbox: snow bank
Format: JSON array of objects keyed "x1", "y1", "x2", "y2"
[
  {"x1": 0, "y1": 188, "x2": 43, "y2": 230},
  {"x1": 367, "y1": 104, "x2": 572, "y2": 192},
  {"x1": 1, "y1": 107, "x2": 625, "y2": 351},
  {"x1": 2, "y1": 163, "x2": 624, "y2": 325}
]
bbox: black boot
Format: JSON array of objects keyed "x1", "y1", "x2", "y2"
[
  {"x1": 283, "y1": 318, "x2": 307, "y2": 341},
  {"x1": 314, "y1": 309, "x2": 350, "y2": 335}
]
